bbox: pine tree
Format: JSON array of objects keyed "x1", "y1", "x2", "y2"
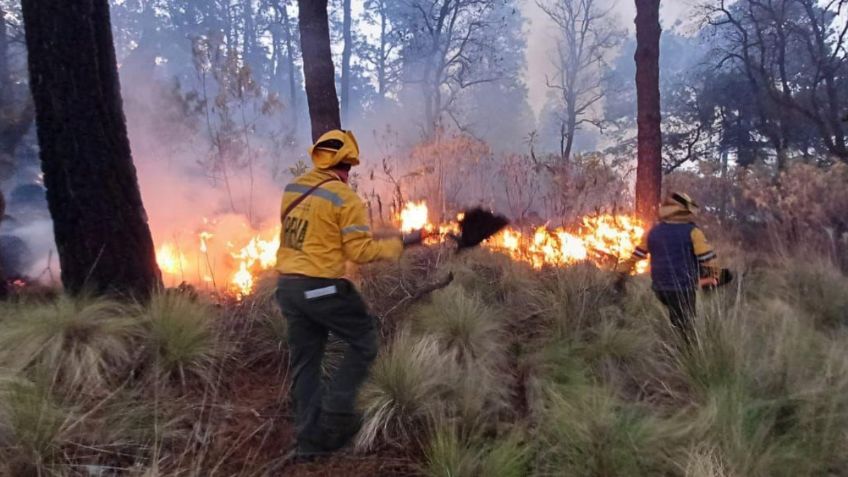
[
  {"x1": 634, "y1": 0, "x2": 663, "y2": 221},
  {"x1": 21, "y1": 0, "x2": 161, "y2": 297},
  {"x1": 297, "y1": 0, "x2": 341, "y2": 142}
]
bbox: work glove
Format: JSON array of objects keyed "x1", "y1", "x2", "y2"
[{"x1": 402, "y1": 229, "x2": 426, "y2": 248}]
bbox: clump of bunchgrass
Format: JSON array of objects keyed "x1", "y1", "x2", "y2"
[
  {"x1": 422, "y1": 419, "x2": 529, "y2": 477},
  {"x1": 527, "y1": 263, "x2": 619, "y2": 338},
  {"x1": 674, "y1": 290, "x2": 848, "y2": 476},
  {"x1": 237, "y1": 275, "x2": 288, "y2": 368},
  {"x1": 413, "y1": 285, "x2": 503, "y2": 363},
  {"x1": 0, "y1": 295, "x2": 142, "y2": 391},
  {"x1": 356, "y1": 331, "x2": 457, "y2": 450},
  {"x1": 451, "y1": 248, "x2": 536, "y2": 306},
  {"x1": 747, "y1": 255, "x2": 848, "y2": 328},
  {"x1": 785, "y1": 258, "x2": 848, "y2": 327},
  {"x1": 0, "y1": 376, "x2": 68, "y2": 473},
  {"x1": 535, "y1": 385, "x2": 682, "y2": 476},
  {"x1": 684, "y1": 445, "x2": 730, "y2": 477},
  {"x1": 141, "y1": 292, "x2": 222, "y2": 386}
]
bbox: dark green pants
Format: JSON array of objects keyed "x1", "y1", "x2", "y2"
[
  {"x1": 275, "y1": 276, "x2": 378, "y2": 454},
  {"x1": 655, "y1": 289, "x2": 697, "y2": 343}
]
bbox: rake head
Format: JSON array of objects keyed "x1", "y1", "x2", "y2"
[{"x1": 452, "y1": 208, "x2": 510, "y2": 250}]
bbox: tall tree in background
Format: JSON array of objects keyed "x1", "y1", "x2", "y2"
[
  {"x1": 297, "y1": 0, "x2": 341, "y2": 142},
  {"x1": 363, "y1": 0, "x2": 402, "y2": 103},
  {"x1": 399, "y1": 0, "x2": 517, "y2": 135},
  {"x1": 340, "y1": 0, "x2": 352, "y2": 123},
  {"x1": 272, "y1": 0, "x2": 301, "y2": 133},
  {"x1": 21, "y1": 0, "x2": 161, "y2": 297},
  {"x1": 633, "y1": 0, "x2": 662, "y2": 221},
  {"x1": 706, "y1": 0, "x2": 848, "y2": 167},
  {"x1": 0, "y1": 2, "x2": 34, "y2": 178},
  {"x1": 538, "y1": 0, "x2": 623, "y2": 163}
]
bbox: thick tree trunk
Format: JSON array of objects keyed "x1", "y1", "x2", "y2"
[
  {"x1": 297, "y1": 0, "x2": 341, "y2": 142},
  {"x1": 341, "y1": 0, "x2": 352, "y2": 124},
  {"x1": 22, "y1": 0, "x2": 162, "y2": 298},
  {"x1": 633, "y1": 0, "x2": 663, "y2": 222},
  {"x1": 0, "y1": 5, "x2": 8, "y2": 108}
]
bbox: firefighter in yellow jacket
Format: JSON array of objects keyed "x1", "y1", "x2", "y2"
[
  {"x1": 275, "y1": 130, "x2": 423, "y2": 460},
  {"x1": 621, "y1": 192, "x2": 719, "y2": 342}
]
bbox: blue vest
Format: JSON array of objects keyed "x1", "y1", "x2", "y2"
[{"x1": 647, "y1": 222, "x2": 699, "y2": 291}]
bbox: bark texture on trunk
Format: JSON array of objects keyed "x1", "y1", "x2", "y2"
[
  {"x1": 22, "y1": 0, "x2": 161, "y2": 298},
  {"x1": 297, "y1": 0, "x2": 341, "y2": 142},
  {"x1": 0, "y1": 5, "x2": 8, "y2": 108},
  {"x1": 341, "y1": 0, "x2": 352, "y2": 124},
  {"x1": 634, "y1": 0, "x2": 663, "y2": 222}
]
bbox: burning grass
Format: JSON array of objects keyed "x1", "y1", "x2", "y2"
[
  {"x1": 1, "y1": 245, "x2": 848, "y2": 476},
  {"x1": 152, "y1": 201, "x2": 649, "y2": 303}
]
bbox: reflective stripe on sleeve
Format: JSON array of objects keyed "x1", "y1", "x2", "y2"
[
  {"x1": 341, "y1": 224, "x2": 371, "y2": 235},
  {"x1": 284, "y1": 183, "x2": 344, "y2": 206},
  {"x1": 697, "y1": 251, "x2": 717, "y2": 262},
  {"x1": 633, "y1": 247, "x2": 648, "y2": 259}
]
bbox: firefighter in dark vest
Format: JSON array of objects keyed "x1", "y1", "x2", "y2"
[
  {"x1": 621, "y1": 192, "x2": 719, "y2": 342},
  {"x1": 275, "y1": 129, "x2": 424, "y2": 458}
]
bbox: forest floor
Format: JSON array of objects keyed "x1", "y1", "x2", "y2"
[
  {"x1": 205, "y1": 366, "x2": 419, "y2": 476},
  {"x1": 2, "y1": 245, "x2": 848, "y2": 476}
]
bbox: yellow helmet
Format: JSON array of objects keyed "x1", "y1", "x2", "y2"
[
  {"x1": 669, "y1": 192, "x2": 699, "y2": 211},
  {"x1": 660, "y1": 191, "x2": 699, "y2": 220},
  {"x1": 309, "y1": 129, "x2": 360, "y2": 169}
]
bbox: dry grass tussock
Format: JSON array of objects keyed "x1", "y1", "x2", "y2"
[
  {"x1": 1, "y1": 247, "x2": 848, "y2": 476},
  {"x1": 141, "y1": 292, "x2": 226, "y2": 387},
  {"x1": 0, "y1": 296, "x2": 144, "y2": 392}
]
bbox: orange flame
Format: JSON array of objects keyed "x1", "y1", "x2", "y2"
[
  {"x1": 228, "y1": 235, "x2": 279, "y2": 298},
  {"x1": 399, "y1": 202, "x2": 648, "y2": 273},
  {"x1": 399, "y1": 201, "x2": 430, "y2": 233},
  {"x1": 155, "y1": 202, "x2": 648, "y2": 300}
]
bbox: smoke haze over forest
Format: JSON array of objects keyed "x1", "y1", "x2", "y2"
[{"x1": 0, "y1": 0, "x2": 846, "y2": 286}]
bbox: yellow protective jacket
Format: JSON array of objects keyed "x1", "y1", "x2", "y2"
[{"x1": 275, "y1": 168, "x2": 403, "y2": 278}]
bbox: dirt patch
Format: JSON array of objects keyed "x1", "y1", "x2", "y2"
[{"x1": 190, "y1": 364, "x2": 419, "y2": 476}]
